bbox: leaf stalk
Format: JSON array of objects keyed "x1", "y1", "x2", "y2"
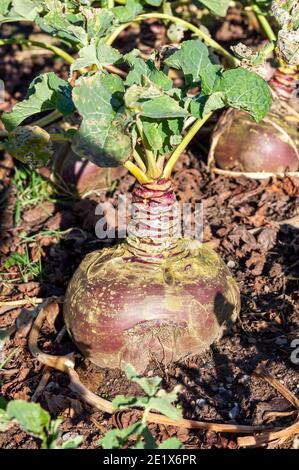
[{"x1": 162, "y1": 112, "x2": 213, "y2": 178}]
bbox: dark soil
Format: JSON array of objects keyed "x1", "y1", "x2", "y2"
[{"x1": 0, "y1": 7, "x2": 298, "y2": 450}]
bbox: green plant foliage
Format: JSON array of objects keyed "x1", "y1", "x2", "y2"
[
  {"x1": 196, "y1": 0, "x2": 231, "y2": 17},
  {"x1": 164, "y1": 39, "x2": 211, "y2": 83},
  {"x1": 0, "y1": 399, "x2": 83, "y2": 449},
  {"x1": 112, "y1": 0, "x2": 143, "y2": 23},
  {"x1": 4, "y1": 126, "x2": 53, "y2": 167},
  {"x1": 2, "y1": 73, "x2": 74, "y2": 131},
  {"x1": 72, "y1": 73, "x2": 132, "y2": 166},
  {"x1": 165, "y1": 41, "x2": 272, "y2": 121},
  {"x1": 3, "y1": 38, "x2": 272, "y2": 167},
  {"x1": 0, "y1": 0, "x2": 44, "y2": 23},
  {"x1": 100, "y1": 364, "x2": 183, "y2": 450},
  {"x1": 272, "y1": 0, "x2": 299, "y2": 65},
  {"x1": 71, "y1": 41, "x2": 121, "y2": 73}
]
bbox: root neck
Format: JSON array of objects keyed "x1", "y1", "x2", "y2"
[
  {"x1": 126, "y1": 179, "x2": 182, "y2": 262},
  {"x1": 270, "y1": 66, "x2": 298, "y2": 103}
]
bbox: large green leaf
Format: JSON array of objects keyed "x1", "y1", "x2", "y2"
[
  {"x1": 38, "y1": 1, "x2": 88, "y2": 46},
  {"x1": 142, "y1": 118, "x2": 183, "y2": 155},
  {"x1": 5, "y1": 126, "x2": 53, "y2": 167},
  {"x1": 200, "y1": 64, "x2": 222, "y2": 95},
  {"x1": 124, "y1": 50, "x2": 151, "y2": 86},
  {"x1": 139, "y1": 95, "x2": 189, "y2": 119},
  {"x1": 2, "y1": 73, "x2": 75, "y2": 131},
  {"x1": 112, "y1": 0, "x2": 143, "y2": 23},
  {"x1": 164, "y1": 40, "x2": 211, "y2": 83},
  {"x1": 71, "y1": 41, "x2": 121, "y2": 73},
  {"x1": 72, "y1": 73, "x2": 131, "y2": 167},
  {"x1": 197, "y1": 0, "x2": 231, "y2": 17},
  {"x1": 12, "y1": 0, "x2": 43, "y2": 20},
  {"x1": 0, "y1": 0, "x2": 44, "y2": 22},
  {"x1": 6, "y1": 400, "x2": 50, "y2": 437},
  {"x1": 215, "y1": 67, "x2": 272, "y2": 121},
  {"x1": 84, "y1": 7, "x2": 115, "y2": 39},
  {"x1": 0, "y1": 0, "x2": 12, "y2": 16}
]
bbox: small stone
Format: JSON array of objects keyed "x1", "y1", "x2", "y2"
[
  {"x1": 228, "y1": 403, "x2": 239, "y2": 420},
  {"x1": 227, "y1": 260, "x2": 236, "y2": 268},
  {"x1": 225, "y1": 376, "x2": 234, "y2": 383},
  {"x1": 239, "y1": 374, "x2": 250, "y2": 385},
  {"x1": 275, "y1": 336, "x2": 288, "y2": 346},
  {"x1": 196, "y1": 398, "x2": 206, "y2": 408},
  {"x1": 147, "y1": 370, "x2": 154, "y2": 376}
]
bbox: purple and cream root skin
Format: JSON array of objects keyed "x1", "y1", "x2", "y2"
[
  {"x1": 52, "y1": 148, "x2": 126, "y2": 196},
  {"x1": 64, "y1": 180, "x2": 240, "y2": 372},
  {"x1": 210, "y1": 67, "x2": 299, "y2": 173}
]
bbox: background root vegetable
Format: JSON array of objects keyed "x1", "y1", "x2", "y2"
[
  {"x1": 63, "y1": 181, "x2": 240, "y2": 372},
  {"x1": 51, "y1": 145, "x2": 127, "y2": 196},
  {"x1": 209, "y1": 107, "x2": 299, "y2": 173},
  {"x1": 209, "y1": 67, "x2": 299, "y2": 174}
]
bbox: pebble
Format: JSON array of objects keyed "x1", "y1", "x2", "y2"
[
  {"x1": 196, "y1": 398, "x2": 206, "y2": 408},
  {"x1": 227, "y1": 260, "x2": 236, "y2": 268},
  {"x1": 239, "y1": 374, "x2": 250, "y2": 385},
  {"x1": 275, "y1": 337, "x2": 288, "y2": 346},
  {"x1": 228, "y1": 403, "x2": 239, "y2": 420}
]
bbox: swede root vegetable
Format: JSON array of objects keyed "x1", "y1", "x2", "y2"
[
  {"x1": 2, "y1": 10, "x2": 272, "y2": 371},
  {"x1": 209, "y1": 67, "x2": 299, "y2": 174},
  {"x1": 209, "y1": 0, "x2": 299, "y2": 176},
  {"x1": 64, "y1": 179, "x2": 240, "y2": 372},
  {"x1": 52, "y1": 147, "x2": 127, "y2": 196}
]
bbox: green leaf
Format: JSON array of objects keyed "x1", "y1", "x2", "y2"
[
  {"x1": 200, "y1": 64, "x2": 221, "y2": 95},
  {"x1": 59, "y1": 436, "x2": 83, "y2": 449},
  {"x1": 145, "y1": 0, "x2": 163, "y2": 6},
  {"x1": 203, "y1": 92, "x2": 225, "y2": 114},
  {"x1": 215, "y1": 68, "x2": 272, "y2": 121},
  {"x1": 12, "y1": 0, "x2": 43, "y2": 21},
  {"x1": 139, "y1": 95, "x2": 189, "y2": 119},
  {"x1": 277, "y1": 30, "x2": 299, "y2": 66},
  {"x1": 112, "y1": 0, "x2": 143, "y2": 23},
  {"x1": 72, "y1": 73, "x2": 132, "y2": 167},
  {"x1": 124, "y1": 51, "x2": 151, "y2": 86},
  {"x1": 125, "y1": 364, "x2": 162, "y2": 396},
  {"x1": 0, "y1": 0, "x2": 12, "y2": 16},
  {"x1": 71, "y1": 41, "x2": 121, "y2": 73},
  {"x1": 2, "y1": 73, "x2": 74, "y2": 131},
  {"x1": 112, "y1": 394, "x2": 149, "y2": 410},
  {"x1": 4, "y1": 251, "x2": 28, "y2": 268},
  {"x1": 164, "y1": 40, "x2": 211, "y2": 82},
  {"x1": 150, "y1": 69, "x2": 173, "y2": 91},
  {"x1": 142, "y1": 119, "x2": 168, "y2": 152},
  {"x1": 101, "y1": 422, "x2": 145, "y2": 449},
  {"x1": 142, "y1": 118, "x2": 182, "y2": 155},
  {"x1": 158, "y1": 437, "x2": 183, "y2": 449},
  {"x1": 0, "y1": 397, "x2": 7, "y2": 410},
  {"x1": 167, "y1": 23, "x2": 186, "y2": 43},
  {"x1": 5, "y1": 126, "x2": 53, "y2": 167},
  {"x1": 139, "y1": 426, "x2": 158, "y2": 449},
  {"x1": 6, "y1": 400, "x2": 50, "y2": 437},
  {"x1": 84, "y1": 7, "x2": 114, "y2": 39},
  {"x1": 0, "y1": 408, "x2": 11, "y2": 432},
  {"x1": 147, "y1": 396, "x2": 182, "y2": 421},
  {"x1": 38, "y1": 2, "x2": 88, "y2": 46},
  {"x1": 198, "y1": 0, "x2": 231, "y2": 17}
]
